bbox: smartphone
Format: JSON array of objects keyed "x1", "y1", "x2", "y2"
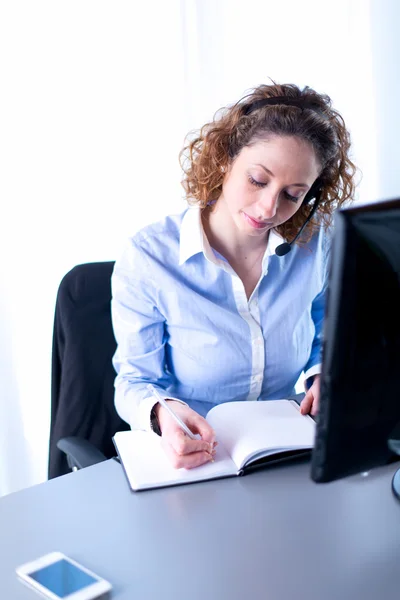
[{"x1": 16, "y1": 551, "x2": 112, "y2": 600}]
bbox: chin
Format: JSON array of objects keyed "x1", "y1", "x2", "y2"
[{"x1": 248, "y1": 228, "x2": 270, "y2": 237}]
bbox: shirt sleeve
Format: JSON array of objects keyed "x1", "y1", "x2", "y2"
[
  {"x1": 111, "y1": 237, "x2": 186, "y2": 432},
  {"x1": 303, "y1": 227, "x2": 331, "y2": 378}
]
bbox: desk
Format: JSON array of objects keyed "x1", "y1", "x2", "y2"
[{"x1": 1, "y1": 458, "x2": 399, "y2": 599}]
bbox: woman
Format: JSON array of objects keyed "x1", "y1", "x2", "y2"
[{"x1": 111, "y1": 82, "x2": 356, "y2": 469}]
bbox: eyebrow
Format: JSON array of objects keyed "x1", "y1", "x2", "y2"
[{"x1": 255, "y1": 164, "x2": 309, "y2": 188}]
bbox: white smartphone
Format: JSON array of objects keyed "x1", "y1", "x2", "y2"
[{"x1": 16, "y1": 551, "x2": 112, "y2": 600}]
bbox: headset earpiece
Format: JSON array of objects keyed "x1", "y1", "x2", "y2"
[
  {"x1": 303, "y1": 178, "x2": 323, "y2": 205},
  {"x1": 275, "y1": 180, "x2": 324, "y2": 257}
]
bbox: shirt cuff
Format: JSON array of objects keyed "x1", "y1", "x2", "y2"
[
  {"x1": 304, "y1": 363, "x2": 322, "y2": 383},
  {"x1": 304, "y1": 363, "x2": 322, "y2": 390},
  {"x1": 134, "y1": 390, "x2": 188, "y2": 432}
]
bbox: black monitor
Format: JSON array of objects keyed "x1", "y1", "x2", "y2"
[{"x1": 311, "y1": 198, "x2": 400, "y2": 498}]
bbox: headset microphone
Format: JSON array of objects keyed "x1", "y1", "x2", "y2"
[{"x1": 275, "y1": 182, "x2": 322, "y2": 257}]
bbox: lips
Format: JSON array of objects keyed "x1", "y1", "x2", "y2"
[{"x1": 242, "y1": 212, "x2": 272, "y2": 229}]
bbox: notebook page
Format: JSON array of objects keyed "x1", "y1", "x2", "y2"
[
  {"x1": 206, "y1": 400, "x2": 315, "y2": 472},
  {"x1": 113, "y1": 430, "x2": 237, "y2": 491}
]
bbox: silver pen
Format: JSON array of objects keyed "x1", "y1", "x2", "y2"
[{"x1": 147, "y1": 384, "x2": 199, "y2": 440}]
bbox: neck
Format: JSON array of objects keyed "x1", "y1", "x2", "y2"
[{"x1": 202, "y1": 200, "x2": 269, "y2": 264}]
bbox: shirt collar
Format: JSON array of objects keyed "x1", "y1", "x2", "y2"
[
  {"x1": 265, "y1": 228, "x2": 284, "y2": 257},
  {"x1": 179, "y1": 207, "x2": 215, "y2": 265},
  {"x1": 179, "y1": 206, "x2": 285, "y2": 266}
]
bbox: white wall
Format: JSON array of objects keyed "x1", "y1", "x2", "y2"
[
  {"x1": 370, "y1": 0, "x2": 400, "y2": 199},
  {"x1": 0, "y1": 0, "x2": 188, "y2": 494},
  {"x1": 0, "y1": 0, "x2": 398, "y2": 495}
]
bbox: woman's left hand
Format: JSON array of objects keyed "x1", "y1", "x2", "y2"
[{"x1": 300, "y1": 374, "x2": 321, "y2": 416}]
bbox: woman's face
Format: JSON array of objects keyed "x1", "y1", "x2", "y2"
[{"x1": 218, "y1": 135, "x2": 321, "y2": 237}]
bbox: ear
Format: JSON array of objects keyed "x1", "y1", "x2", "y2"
[{"x1": 303, "y1": 178, "x2": 323, "y2": 205}]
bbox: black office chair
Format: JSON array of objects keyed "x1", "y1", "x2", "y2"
[{"x1": 48, "y1": 262, "x2": 129, "y2": 479}]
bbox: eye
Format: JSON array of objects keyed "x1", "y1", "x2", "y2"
[
  {"x1": 284, "y1": 191, "x2": 302, "y2": 203},
  {"x1": 248, "y1": 175, "x2": 266, "y2": 188}
]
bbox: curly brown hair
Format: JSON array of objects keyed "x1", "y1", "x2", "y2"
[{"x1": 180, "y1": 82, "x2": 357, "y2": 241}]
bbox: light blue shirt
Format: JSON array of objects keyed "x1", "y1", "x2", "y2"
[{"x1": 111, "y1": 207, "x2": 330, "y2": 430}]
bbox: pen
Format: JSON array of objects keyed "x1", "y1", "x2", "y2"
[{"x1": 147, "y1": 384, "x2": 200, "y2": 440}]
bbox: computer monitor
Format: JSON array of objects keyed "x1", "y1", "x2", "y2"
[{"x1": 311, "y1": 198, "x2": 400, "y2": 498}]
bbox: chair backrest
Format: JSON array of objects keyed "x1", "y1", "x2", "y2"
[{"x1": 48, "y1": 262, "x2": 129, "y2": 479}]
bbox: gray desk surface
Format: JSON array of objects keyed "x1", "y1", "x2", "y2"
[{"x1": 1, "y1": 458, "x2": 400, "y2": 600}]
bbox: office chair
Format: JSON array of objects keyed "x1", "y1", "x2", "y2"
[{"x1": 48, "y1": 261, "x2": 129, "y2": 479}]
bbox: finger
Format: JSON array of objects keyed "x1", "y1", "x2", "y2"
[
  {"x1": 180, "y1": 451, "x2": 215, "y2": 470},
  {"x1": 310, "y1": 392, "x2": 320, "y2": 416},
  {"x1": 161, "y1": 439, "x2": 215, "y2": 470},
  {"x1": 166, "y1": 427, "x2": 213, "y2": 456},
  {"x1": 185, "y1": 413, "x2": 216, "y2": 445},
  {"x1": 300, "y1": 390, "x2": 313, "y2": 415}
]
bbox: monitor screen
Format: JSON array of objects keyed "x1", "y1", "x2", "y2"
[{"x1": 311, "y1": 198, "x2": 400, "y2": 484}]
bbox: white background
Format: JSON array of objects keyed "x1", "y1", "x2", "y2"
[{"x1": 1, "y1": 0, "x2": 399, "y2": 496}]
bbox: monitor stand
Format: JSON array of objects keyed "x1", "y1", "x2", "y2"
[
  {"x1": 388, "y1": 425, "x2": 400, "y2": 501},
  {"x1": 392, "y1": 469, "x2": 400, "y2": 500}
]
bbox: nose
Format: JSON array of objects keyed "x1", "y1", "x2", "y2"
[{"x1": 256, "y1": 189, "x2": 279, "y2": 220}]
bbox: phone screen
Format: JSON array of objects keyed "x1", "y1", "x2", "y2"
[{"x1": 29, "y1": 558, "x2": 98, "y2": 598}]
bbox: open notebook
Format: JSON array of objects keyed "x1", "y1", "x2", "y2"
[{"x1": 113, "y1": 400, "x2": 315, "y2": 491}]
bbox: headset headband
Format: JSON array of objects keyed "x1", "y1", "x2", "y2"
[{"x1": 244, "y1": 96, "x2": 327, "y2": 118}]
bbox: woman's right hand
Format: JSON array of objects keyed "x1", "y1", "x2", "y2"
[{"x1": 155, "y1": 401, "x2": 216, "y2": 469}]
